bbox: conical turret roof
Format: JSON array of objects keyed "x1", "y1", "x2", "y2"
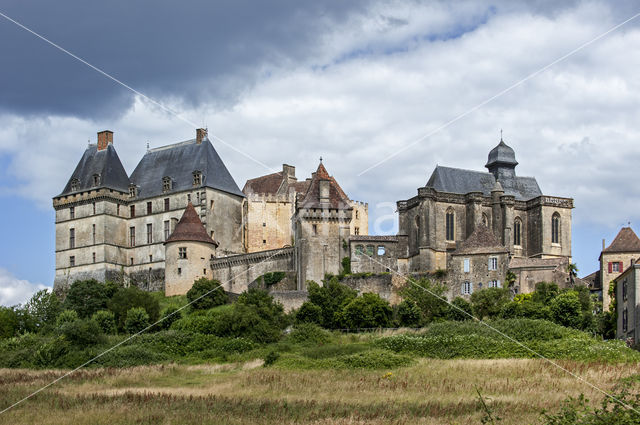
[
  {"x1": 165, "y1": 203, "x2": 217, "y2": 246},
  {"x1": 486, "y1": 140, "x2": 518, "y2": 168}
]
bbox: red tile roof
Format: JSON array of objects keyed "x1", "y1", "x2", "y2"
[
  {"x1": 165, "y1": 203, "x2": 217, "y2": 246},
  {"x1": 603, "y1": 227, "x2": 640, "y2": 253},
  {"x1": 242, "y1": 171, "x2": 284, "y2": 195},
  {"x1": 297, "y1": 162, "x2": 352, "y2": 210}
]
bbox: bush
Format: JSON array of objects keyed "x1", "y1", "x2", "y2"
[
  {"x1": 92, "y1": 310, "x2": 116, "y2": 334},
  {"x1": 60, "y1": 319, "x2": 103, "y2": 346},
  {"x1": 108, "y1": 287, "x2": 160, "y2": 330},
  {"x1": 470, "y1": 287, "x2": 511, "y2": 319},
  {"x1": 156, "y1": 306, "x2": 183, "y2": 330},
  {"x1": 396, "y1": 300, "x2": 421, "y2": 327},
  {"x1": 295, "y1": 301, "x2": 323, "y2": 325},
  {"x1": 0, "y1": 307, "x2": 20, "y2": 339},
  {"x1": 56, "y1": 309, "x2": 79, "y2": 327},
  {"x1": 308, "y1": 278, "x2": 357, "y2": 329},
  {"x1": 124, "y1": 307, "x2": 150, "y2": 334},
  {"x1": 63, "y1": 279, "x2": 109, "y2": 318},
  {"x1": 263, "y1": 272, "x2": 286, "y2": 287},
  {"x1": 341, "y1": 257, "x2": 351, "y2": 275},
  {"x1": 550, "y1": 291, "x2": 582, "y2": 328},
  {"x1": 24, "y1": 289, "x2": 62, "y2": 329},
  {"x1": 342, "y1": 293, "x2": 393, "y2": 329},
  {"x1": 213, "y1": 304, "x2": 282, "y2": 343},
  {"x1": 263, "y1": 350, "x2": 280, "y2": 367},
  {"x1": 236, "y1": 288, "x2": 287, "y2": 329},
  {"x1": 447, "y1": 297, "x2": 472, "y2": 321},
  {"x1": 186, "y1": 278, "x2": 228, "y2": 310},
  {"x1": 400, "y1": 278, "x2": 448, "y2": 324},
  {"x1": 287, "y1": 323, "x2": 331, "y2": 345}
]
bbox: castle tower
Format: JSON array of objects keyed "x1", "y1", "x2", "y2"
[
  {"x1": 164, "y1": 202, "x2": 218, "y2": 296},
  {"x1": 293, "y1": 161, "x2": 353, "y2": 289}
]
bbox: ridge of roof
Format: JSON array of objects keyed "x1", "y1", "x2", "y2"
[
  {"x1": 603, "y1": 227, "x2": 640, "y2": 253},
  {"x1": 165, "y1": 202, "x2": 217, "y2": 246}
]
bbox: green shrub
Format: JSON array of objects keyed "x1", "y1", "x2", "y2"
[
  {"x1": 263, "y1": 272, "x2": 286, "y2": 287},
  {"x1": 342, "y1": 293, "x2": 393, "y2": 329},
  {"x1": 0, "y1": 307, "x2": 20, "y2": 339},
  {"x1": 236, "y1": 288, "x2": 287, "y2": 329},
  {"x1": 447, "y1": 297, "x2": 472, "y2": 321},
  {"x1": 263, "y1": 350, "x2": 280, "y2": 366},
  {"x1": 156, "y1": 306, "x2": 183, "y2": 330},
  {"x1": 92, "y1": 310, "x2": 117, "y2": 334},
  {"x1": 400, "y1": 278, "x2": 448, "y2": 324},
  {"x1": 124, "y1": 307, "x2": 150, "y2": 334},
  {"x1": 24, "y1": 289, "x2": 62, "y2": 329},
  {"x1": 56, "y1": 309, "x2": 79, "y2": 327},
  {"x1": 308, "y1": 278, "x2": 357, "y2": 329},
  {"x1": 341, "y1": 257, "x2": 351, "y2": 275},
  {"x1": 295, "y1": 301, "x2": 323, "y2": 325},
  {"x1": 186, "y1": 278, "x2": 228, "y2": 310},
  {"x1": 108, "y1": 287, "x2": 160, "y2": 330},
  {"x1": 337, "y1": 349, "x2": 413, "y2": 369},
  {"x1": 396, "y1": 300, "x2": 421, "y2": 327},
  {"x1": 33, "y1": 336, "x2": 69, "y2": 368},
  {"x1": 63, "y1": 279, "x2": 109, "y2": 318},
  {"x1": 550, "y1": 292, "x2": 582, "y2": 328},
  {"x1": 287, "y1": 323, "x2": 331, "y2": 345},
  {"x1": 213, "y1": 304, "x2": 282, "y2": 343},
  {"x1": 60, "y1": 319, "x2": 103, "y2": 346},
  {"x1": 470, "y1": 287, "x2": 511, "y2": 319}
]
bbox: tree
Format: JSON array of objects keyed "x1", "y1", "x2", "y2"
[
  {"x1": 92, "y1": 310, "x2": 117, "y2": 334},
  {"x1": 0, "y1": 307, "x2": 20, "y2": 339},
  {"x1": 550, "y1": 291, "x2": 582, "y2": 328},
  {"x1": 108, "y1": 287, "x2": 160, "y2": 331},
  {"x1": 447, "y1": 297, "x2": 473, "y2": 321},
  {"x1": 186, "y1": 278, "x2": 228, "y2": 310},
  {"x1": 56, "y1": 309, "x2": 79, "y2": 327},
  {"x1": 470, "y1": 287, "x2": 511, "y2": 319},
  {"x1": 237, "y1": 288, "x2": 287, "y2": 329},
  {"x1": 24, "y1": 289, "x2": 62, "y2": 329},
  {"x1": 342, "y1": 293, "x2": 393, "y2": 329},
  {"x1": 60, "y1": 318, "x2": 103, "y2": 346},
  {"x1": 295, "y1": 301, "x2": 323, "y2": 325},
  {"x1": 212, "y1": 304, "x2": 282, "y2": 343},
  {"x1": 396, "y1": 300, "x2": 422, "y2": 327},
  {"x1": 341, "y1": 257, "x2": 351, "y2": 275},
  {"x1": 400, "y1": 278, "x2": 448, "y2": 324},
  {"x1": 63, "y1": 279, "x2": 109, "y2": 318},
  {"x1": 531, "y1": 282, "x2": 559, "y2": 305},
  {"x1": 567, "y1": 263, "x2": 578, "y2": 286},
  {"x1": 156, "y1": 306, "x2": 183, "y2": 331},
  {"x1": 505, "y1": 271, "x2": 517, "y2": 288},
  {"x1": 124, "y1": 307, "x2": 150, "y2": 334},
  {"x1": 307, "y1": 278, "x2": 357, "y2": 328}
]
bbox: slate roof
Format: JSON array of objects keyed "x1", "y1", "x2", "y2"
[
  {"x1": 486, "y1": 140, "x2": 518, "y2": 168},
  {"x1": 130, "y1": 137, "x2": 244, "y2": 199},
  {"x1": 165, "y1": 202, "x2": 217, "y2": 246},
  {"x1": 297, "y1": 163, "x2": 352, "y2": 210},
  {"x1": 582, "y1": 270, "x2": 601, "y2": 290},
  {"x1": 602, "y1": 227, "x2": 640, "y2": 253},
  {"x1": 452, "y1": 224, "x2": 508, "y2": 255},
  {"x1": 57, "y1": 144, "x2": 130, "y2": 197},
  {"x1": 425, "y1": 166, "x2": 542, "y2": 201}
]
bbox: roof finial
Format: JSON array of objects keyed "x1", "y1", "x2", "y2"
[
  {"x1": 319, "y1": 156, "x2": 323, "y2": 163},
  {"x1": 146, "y1": 141, "x2": 150, "y2": 151},
  {"x1": 500, "y1": 129, "x2": 503, "y2": 142}
]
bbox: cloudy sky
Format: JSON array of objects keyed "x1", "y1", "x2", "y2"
[{"x1": 1, "y1": 0, "x2": 639, "y2": 305}]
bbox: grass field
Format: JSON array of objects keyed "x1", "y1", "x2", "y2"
[{"x1": 1, "y1": 358, "x2": 639, "y2": 424}]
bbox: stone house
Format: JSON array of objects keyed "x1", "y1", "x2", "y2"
[{"x1": 614, "y1": 258, "x2": 640, "y2": 344}]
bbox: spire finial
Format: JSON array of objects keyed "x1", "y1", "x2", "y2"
[
  {"x1": 500, "y1": 129, "x2": 503, "y2": 142},
  {"x1": 146, "y1": 141, "x2": 150, "y2": 151},
  {"x1": 319, "y1": 156, "x2": 323, "y2": 163}
]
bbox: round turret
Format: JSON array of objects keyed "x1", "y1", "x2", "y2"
[{"x1": 485, "y1": 139, "x2": 518, "y2": 180}]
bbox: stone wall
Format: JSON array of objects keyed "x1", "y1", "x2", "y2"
[
  {"x1": 271, "y1": 290, "x2": 308, "y2": 312},
  {"x1": 341, "y1": 273, "x2": 406, "y2": 305},
  {"x1": 601, "y1": 253, "x2": 638, "y2": 312},
  {"x1": 449, "y1": 251, "x2": 509, "y2": 299},
  {"x1": 245, "y1": 193, "x2": 295, "y2": 252},
  {"x1": 165, "y1": 241, "x2": 216, "y2": 296},
  {"x1": 349, "y1": 236, "x2": 407, "y2": 274},
  {"x1": 210, "y1": 247, "x2": 295, "y2": 294}
]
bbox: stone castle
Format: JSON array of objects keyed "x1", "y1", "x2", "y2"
[{"x1": 54, "y1": 129, "x2": 577, "y2": 308}]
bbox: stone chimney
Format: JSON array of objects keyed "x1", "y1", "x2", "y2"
[
  {"x1": 196, "y1": 128, "x2": 208, "y2": 144},
  {"x1": 319, "y1": 180, "x2": 330, "y2": 204},
  {"x1": 97, "y1": 130, "x2": 113, "y2": 151},
  {"x1": 283, "y1": 164, "x2": 296, "y2": 181}
]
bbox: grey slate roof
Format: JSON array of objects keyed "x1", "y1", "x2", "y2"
[
  {"x1": 57, "y1": 144, "x2": 130, "y2": 196},
  {"x1": 425, "y1": 166, "x2": 542, "y2": 201},
  {"x1": 486, "y1": 140, "x2": 518, "y2": 168},
  {"x1": 129, "y1": 137, "x2": 244, "y2": 199}
]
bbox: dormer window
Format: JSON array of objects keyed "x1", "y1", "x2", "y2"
[
  {"x1": 70, "y1": 178, "x2": 80, "y2": 192},
  {"x1": 193, "y1": 171, "x2": 202, "y2": 187},
  {"x1": 129, "y1": 184, "x2": 137, "y2": 198},
  {"x1": 162, "y1": 176, "x2": 172, "y2": 193},
  {"x1": 92, "y1": 174, "x2": 101, "y2": 187}
]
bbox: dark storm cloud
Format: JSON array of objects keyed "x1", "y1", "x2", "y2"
[{"x1": 0, "y1": 0, "x2": 369, "y2": 118}]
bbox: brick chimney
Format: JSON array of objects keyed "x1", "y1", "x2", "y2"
[
  {"x1": 196, "y1": 128, "x2": 208, "y2": 144},
  {"x1": 97, "y1": 130, "x2": 113, "y2": 151}
]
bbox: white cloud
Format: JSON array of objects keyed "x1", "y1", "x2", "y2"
[{"x1": 0, "y1": 268, "x2": 48, "y2": 307}]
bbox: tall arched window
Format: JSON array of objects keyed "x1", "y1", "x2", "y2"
[
  {"x1": 551, "y1": 213, "x2": 560, "y2": 244},
  {"x1": 446, "y1": 209, "x2": 455, "y2": 241},
  {"x1": 514, "y1": 218, "x2": 522, "y2": 246},
  {"x1": 482, "y1": 213, "x2": 489, "y2": 227}
]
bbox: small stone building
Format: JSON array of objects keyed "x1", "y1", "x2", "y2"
[
  {"x1": 614, "y1": 258, "x2": 640, "y2": 344},
  {"x1": 448, "y1": 224, "x2": 509, "y2": 299},
  {"x1": 164, "y1": 203, "x2": 218, "y2": 296}
]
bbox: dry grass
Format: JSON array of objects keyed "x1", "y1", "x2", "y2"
[{"x1": 0, "y1": 359, "x2": 638, "y2": 424}]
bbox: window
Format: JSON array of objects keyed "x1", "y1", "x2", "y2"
[
  {"x1": 179, "y1": 247, "x2": 187, "y2": 259},
  {"x1": 117, "y1": 204, "x2": 120, "y2": 215},
  {"x1": 488, "y1": 257, "x2": 498, "y2": 271},
  {"x1": 551, "y1": 213, "x2": 560, "y2": 244},
  {"x1": 92, "y1": 252, "x2": 96, "y2": 263},
  {"x1": 203, "y1": 269, "x2": 207, "y2": 275},
  {"x1": 462, "y1": 281, "x2": 473, "y2": 295},
  {"x1": 354, "y1": 227, "x2": 360, "y2": 235},
  {"x1": 164, "y1": 198, "x2": 170, "y2": 211},
  {"x1": 130, "y1": 205, "x2": 135, "y2": 218},
  {"x1": 366, "y1": 245, "x2": 375, "y2": 256},
  {"x1": 312, "y1": 224, "x2": 318, "y2": 235},
  {"x1": 129, "y1": 226, "x2": 135, "y2": 247},
  {"x1": 193, "y1": 171, "x2": 202, "y2": 186},
  {"x1": 611, "y1": 262, "x2": 621, "y2": 273},
  {"x1": 623, "y1": 279, "x2": 628, "y2": 301},
  {"x1": 69, "y1": 256, "x2": 75, "y2": 267},
  {"x1": 446, "y1": 210, "x2": 455, "y2": 241},
  {"x1": 196, "y1": 192, "x2": 200, "y2": 204},
  {"x1": 70, "y1": 178, "x2": 80, "y2": 192},
  {"x1": 149, "y1": 255, "x2": 153, "y2": 263},
  {"x1": 162, "y1": 177, "x2": 171, "y2": 192},
  {"x1": 514, "y1": 218, "x2": 521, "y2": 246},
  {"x1": 146, "y1": 223, "x2": 153, "y2": 244},
  {"x1": 130, "y1": 257, "x2": 134, "y2": 265},
  {"x1": 187, "y1": 194, "x2": 191, "y2": 203},
  {"x1": 92, "y1": 174, "x2": 100, "y2": 186},
  {"x1": 92, "y1": 224, "x2": 96, "y2": 244},
  {"x1": 355, "y1": 210, "x2": 359, "y2": 220},
  {"x1": 263, "y1": 222, "x2": 266, "y2": 227},
  {"x1": 69, "y1": 228, "x2": 75, "y2": 249},
  {"x1": 177, "y1": 267, "x2": 182, "y2": 275},
  {"x1": 463, "y1": 258, "x2": 470, "y2": 273},
  {"x1": 377, "y1": 246, "x2": 386, "y2": 256},
  {"x1": 488, "y1": 280, "x2": 501, "y2": 288},
  {"x1": 164, "y1": 220, "x2": 170, "y2": 240},
  {"x1": 356, "y1": 245, "x2": 364, "y2": 255},
  {"x1": 263, "y1": 239, "x2": 266, "y2": 244},
  {"x1": 70, "y1": 207, "x2": 75, "y2": 219},
  {"x1": 129, "y1": 185, "x2": 137, "y2": 198},
  {"x1": 147, "y1": 202, "x2": 152, "y2": 215},
  {"x1": 93, "y1": 202, "x2": 96, "y2": 215},
  {"x1": 482, "y1": 214, "x2": 489, "y2": 227},
  {"x1": 210, "y1": 200, "x2": 214, "y2": 211},
  {"x1": 623, "y1": 308, "x2": 628, "y2": 333}
]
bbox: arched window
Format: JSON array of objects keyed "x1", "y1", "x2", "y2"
[
  {"x1": 355, "y1": 244, "x2": 364, "y2": 255},
  {"x1": 551, "y1": 213, "x2": 560, "y2": 244},
  {"x1": 446, "y1": 209, "x2": 455, "y2": 241},
  {"x1": 482, "y1": 213, "x2": 489, "y2": 227},
  {"x1": 514, "y1": 218, "x2": 522, "y2": 246}
]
